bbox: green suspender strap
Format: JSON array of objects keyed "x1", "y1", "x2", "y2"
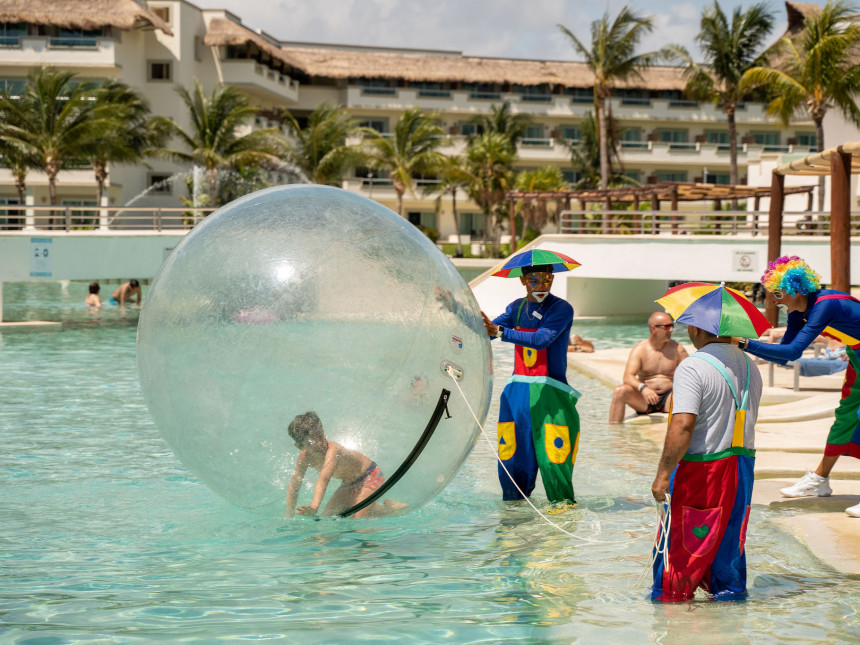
[{"x1": 686, "y1": 351, "x2": 754, "y2": 459}]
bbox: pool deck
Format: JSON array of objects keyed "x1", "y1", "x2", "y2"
[{"x1": 568, "y1": 346, "x2": 860, "y2": 576}]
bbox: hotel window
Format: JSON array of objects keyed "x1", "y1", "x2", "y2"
[
  {"x1": 0, "y1": 78, "x2": 26, "y2": 96},
  {"x1": 0, "y1": 197, "x2": 23, "y2": 230},
  {"x1": 62, "y1": 199, "x2": 98, "y2": 228},
  {"x1": 45, "y1": 26, "x2": 106, "y2": 47},
  {"x1": 148, "y1": 173, "x2": 173, "y2": 195},
  {"x1": 150, "y1": 6, "x2": 172, "y2": 26},
  {"x1": 407, "y1": 212, "x2": 436, "y2": 229},
  {"x1": 412, "y1": 81, "x2": 450, "y2": 98},
  {"x1": 459, "y1": 123, "x2": 478, "y2": 136},
  {"x1": 562, "y1": 169, "x2": 582, "y2": 185},
  {"x1": 466, "y1": 83, "x2": 501, "y2": 100},
  {"x1": 750, "y1": 131, "x2": 781, "y2": 150},
  {"x1": 148, "y1": 61, "x2": 172, "y2": 82},
  {"x1": 621, "y1": 128, "x2": 645, "y2": 148},
  {"x1": 565, "y1": 87, "x2": 593, "y2": 104},
  {"x1": 559, "y1": 125, "x2": 581, "y2": 142},
  {"x1": 0, "y1": 22, "x2": 27, "y2": 46},
  {"x1": 703, "y1": 172, "x2": 731, "y2": 185},
  {"x1": 354, "y1": 78, "x2": 396, "y2": 95},
  {"x1": 706, "y1": 131, "x2": 730, "y2": 151},
  {"x1": 797, "y1": 132, "x2": 817, "y2": 149},
  {"x1": 658, "y1": 129, "x2": 688, "y2": 143},
  {"x1": 625, "y1": 170, "x2": 642, "y2": 184},
  {"x1": 522, "y1": 125, "x2": 549, "y2": 146},
  {"x1": 656, "y1": 170, "x2": 688, "y2": 183},
  {"x1": 515, "y1": 84, "x2": 552, "y2": 102},
  {"x1": 459, "y1": 212, "x2": 484, "y2": 236},
  {"x1": 357, "y1": 118, "x2": 388, "y2": 134}
]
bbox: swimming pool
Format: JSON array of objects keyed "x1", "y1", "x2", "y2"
[{"x1": 2, "y1": 281, "x2": 858, "y2": 643}]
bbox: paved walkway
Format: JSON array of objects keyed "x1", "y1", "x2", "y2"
[{"x1": 568, "y1": 346, "x2": 860, "y2": 575}]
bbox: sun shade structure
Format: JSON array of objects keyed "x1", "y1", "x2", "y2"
[
  {"x1": 491, "y1": 249, "x2": 581, "y2": 278},
  {"x1": 0, "y1": 0, "x2": 173, "y2": 35},
  {"x1": 766, "y1": 140, "x2": 860, "y2": 321},
  {"x1": 657, "y1": 282, "x2": 772, "y2": 339}
]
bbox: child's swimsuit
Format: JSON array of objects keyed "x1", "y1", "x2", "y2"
[{"x1": 346, "y1": 461, "x2": 385, "y2": 491}]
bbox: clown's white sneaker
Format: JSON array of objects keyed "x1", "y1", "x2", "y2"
[
  {"x1": 779, "y1": 471, "x2": 832, "y2": 498},
  {"x1": 846, "y1": 503, "x2": 860, "y2": 518}
]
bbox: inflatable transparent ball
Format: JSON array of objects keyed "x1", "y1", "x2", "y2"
[{"x1": 137, "y1": 185, "x2": 493, "y2": 517}]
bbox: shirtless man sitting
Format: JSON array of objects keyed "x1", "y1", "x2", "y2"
[{"x1": 608, "y1": 312, "x2": 688, "y2": 423}]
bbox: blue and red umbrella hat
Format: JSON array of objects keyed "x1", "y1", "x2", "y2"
[{"x1": 491, "y1": 249, "x2": 581, "y2": 278}]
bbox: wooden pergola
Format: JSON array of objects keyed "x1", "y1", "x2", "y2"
[
  {"x1": 505, "y1": 181, "x2": 816, "y2": 250},
  {"x1": 765, "y1": 141, "x2": 860, "y2": 323}
]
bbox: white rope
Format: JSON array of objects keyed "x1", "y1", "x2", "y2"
[
  {"x1": 635, "y1": 492, "x2": 671, "y2": 590},
  {"x1": 445, "y1": 366, "x2": 647, "y2": 544}
]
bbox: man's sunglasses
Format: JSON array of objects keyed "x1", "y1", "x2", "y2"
[{"x1": 653, "y1": 323, "x2": 674, "y2": 329}]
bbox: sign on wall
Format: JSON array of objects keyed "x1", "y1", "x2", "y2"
[
  {"x1": 30, "y1": 237, "x2": 52, "y2": 277},
  {"x1": 733, "y1": 250, "x2": 757, "y2": 273}
]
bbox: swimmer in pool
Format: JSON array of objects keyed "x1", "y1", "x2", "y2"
[
  {"x1": 284, "y1": 411, "x2": 404, "y2": 519},
  {"x1": 85, "y1": 282, "x2": 102, "y2": 307},
  {"x1": 110, "y1": 279, "x2": 141, "y2": 306}
]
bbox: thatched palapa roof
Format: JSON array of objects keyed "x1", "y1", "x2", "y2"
[
  {"x1": 202, "y1": 16, "x2": 686, "y2": 89},
  {"x1": 278, "y1": 44, "x2": 687, "y2": 89},
  {"x1": 203, "y1": 17, "x2": 305, "y2": 71},
  {"x1": 0, "y1": 0, "x2": 172, "y2": 36}
]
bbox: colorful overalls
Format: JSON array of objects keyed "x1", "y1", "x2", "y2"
[
  {"x1": 746, "y1": 290, "x2": 860, "y2": 460},
  {"x1": 652, "y1": 352, "x2": 754, "y2": 601},
  {"x1": 494, "y1": 295, "x2": 580, "y2": 503}
]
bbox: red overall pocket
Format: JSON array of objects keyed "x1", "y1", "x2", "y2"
[{"x1": 682, "y1": 506, "x2": 723, "y2": 557}]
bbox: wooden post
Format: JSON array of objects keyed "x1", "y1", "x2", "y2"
[
  {"x1": 766, "y1": 171, "x2": 785, "y2": 326},
  {"x1": 670, "y1": 185, "x2": 679, "y2": 234},
  {"x1": 830, "y1": 150, "x2": 851, "y2": 293}
]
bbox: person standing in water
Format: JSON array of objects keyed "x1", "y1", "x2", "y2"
[{"x1": 480, "y1": 263, "x2": 579, "y2": 504}]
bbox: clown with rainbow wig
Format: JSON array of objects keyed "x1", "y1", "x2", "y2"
[{"x1": 736, "y1": 256, "x2": 860, "y2": 518}]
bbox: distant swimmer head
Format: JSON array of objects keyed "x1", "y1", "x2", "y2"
[{"x1": 761, "y1": 256, "x2": 821, "y2": 296}]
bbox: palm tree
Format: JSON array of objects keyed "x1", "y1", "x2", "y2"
[
  {"x1": 667, "y1": 2, "x2": 774, "y2": 205},
  {"x1": 467, "y1": 100, "x2": 532, "y2": 147},
  {"x1": 426, "y1": 154, "x2": 473, "y2": 256},
  {"x1": 743, "y1": 0, "x2": 860, "y2": 210},
  {"x1": 0, "y1": 67, "x2": 100, "y2": 212},
  {"x1": 559, "y1": 8, "x2": 661, "y2": 200},
  {"x1": 569, "y1": 112, "x2": 630, "y2": 190},
  {"x1": 0, "y1": 93, "x2": 38, "y2": 226},
  {"x1": 514, "y1": 166, "x2": 569, "y2": 249},
  {"x1": 281, "y1": 103, "x2": 362, "y2": 185},
  {"x1": 465, "y1": 131, "x2": 516, "y2": 257},
  {"x1": 154, "y1": 79, "x2": 287, "y2": 207},
  {"x1": 360, "y1": 107, "x2": 445, "y2": 216},
  {"x1": 90, "y1": 79, "x2": 166, "y2": 208}
]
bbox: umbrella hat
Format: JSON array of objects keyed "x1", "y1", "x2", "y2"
[
  {"x1": 656, "y1": 282, "x2": 772, "y2": 338},
  {"x1": 491, "y1": 249, "x2": 581, "y2": 278}
]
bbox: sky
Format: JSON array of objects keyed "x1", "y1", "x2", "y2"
[{"x1": 189, "y1": 0, "x2": 802, "y2": 62}]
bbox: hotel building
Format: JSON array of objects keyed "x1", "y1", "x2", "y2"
[{"x1": 0, "y1": 0, "x2": 840, "y2": 241}]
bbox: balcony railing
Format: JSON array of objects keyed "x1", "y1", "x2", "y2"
[
  {"x1": 558, "y1": 210, "x2": 849, "y2": 236},
  {"x1": 0, "y1": 206, "x2": 217, "y2": 232}
]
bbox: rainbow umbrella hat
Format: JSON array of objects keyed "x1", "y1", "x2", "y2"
[
  {"x1": 491, "y1": 249, "x2": 581, "y2": 278},
  {"x1": 657, "y1": 282, "x2": 772, "y2": 338}
]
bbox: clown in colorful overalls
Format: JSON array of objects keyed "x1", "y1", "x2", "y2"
[
  {"x1": 480, "y1": 264, "x2": 579, "y2": 503},
  {"x1": 651, "y1": 325, "x2": 763, "y2": 601},
  {"x1": 738, "y1": 256, "x2": 860, "y2": 518}
]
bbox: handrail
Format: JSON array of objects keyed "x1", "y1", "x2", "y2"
[
  {"x1": 0, "y1": 206, "x2": 217, "y2": 232},
  {"x1": 557, "y1": 209, "x2": 859, "y2": 237}
]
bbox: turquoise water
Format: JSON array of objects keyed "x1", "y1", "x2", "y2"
[{"x1": 2, "y1": 281, "x2": 859, "y2": 643}]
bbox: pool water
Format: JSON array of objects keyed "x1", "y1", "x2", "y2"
[{"x1": 2, "y1": 281, "x2": 859, "y2": 643}]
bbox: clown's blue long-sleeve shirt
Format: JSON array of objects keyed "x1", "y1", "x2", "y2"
[
  {"x1": 746, "y1": 289, "x2": 860, "y2": 365},
  {"x1": 492, "y1": 293, "x2": 573, "y2": 383}
]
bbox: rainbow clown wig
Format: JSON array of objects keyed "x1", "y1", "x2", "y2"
[{"x1": 761, "y1": 256, "x2": 822, "y2": 295}]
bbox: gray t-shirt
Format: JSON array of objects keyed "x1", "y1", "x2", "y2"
[{"x1": 671, "y1": 343, "x2": 762, "y2": 455}]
